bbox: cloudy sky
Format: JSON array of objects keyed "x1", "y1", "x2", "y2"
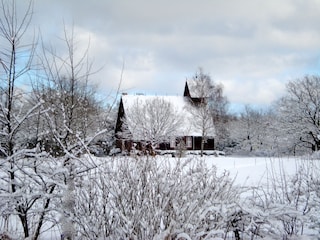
[{"x1": 24, "y1": 0, "x2": 320, "y2": 112}]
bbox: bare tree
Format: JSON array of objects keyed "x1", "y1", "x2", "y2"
[
  {"x1": 0, "y1": 0, "x2": 36, "y2": 157},
  {"x1": 0, "y1": 0, "x2": 49, "y2": 238},
  {"x1": 121, "y1": 96, "x2": 183, "y2": 154},
  {"x1": 188, "y1": 68, "x2": 228, "y2": 156},
  {"x1": 35, "y1": 26, "x2": 102, "y2": 150},
  {"x1": 31, "y1": 25, "x2": 112, "y2": 239},
  {"x1": 189, "y1": 98, "x2": 215, "y2": 156},
  {"x1": 240, "y1": 105, "x2": 264, "y2": 152},
  {"x1": 0, "y1": 1, "x2": 116, "y2": 239},
  {"x1": 229, "y1": 105, "x2": 280, "y2": 156},
  {"x1": 277, "y1": 75, "x2": 320, "y2": 153},
  {"x1": 210, "y1": 83, "x2": 230, "y2": 149}
]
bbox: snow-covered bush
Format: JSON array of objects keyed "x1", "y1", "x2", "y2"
[
  {"x1": 244, "y1": 158, "x2": 320, "y2": 238},
  {"x1": 0, "y1": 151, "x2": 63, "y2": 239},
  {"x1": 73, "y1": 156, "x2": 242, "y2": 239}
]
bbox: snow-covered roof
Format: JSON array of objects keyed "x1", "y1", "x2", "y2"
[
  {"x1": 121, "y1": 95, "x2": 215, "y2": 138},
  {"x1": 122, "y1": 95, "x2": 188, "y2": 116}
]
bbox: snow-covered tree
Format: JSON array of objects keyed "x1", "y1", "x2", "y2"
[
  {"x1": 187, "y1": 68, "x2": 228, "y2": 155},
  {"x1": 0, "y1": 1, "x2": 50, "y2": 238},
  {"x1": 210, "y1": 83, "x2": 230, "y2": 150},
  {"x1": 0, "y1": 0, "x2": 36, "y2": 160},
  {"x1": 232, "y1": 106, "x2": 265, "y2": 153},
  {"x1": 228, "y1": 105, "x2": 281, "y2": 156},
  {"x1": 17, "y1": 24, "x2": 115, "y2": 239},
  {"x1": 36, "y1": 26, "x2": 109, "y2": 238},
  {"x1": 277, "y1": 75, "x2": 320, "y2": 153},
  {"x1": 0, "y1": 1, "x2": 66, "y2": 239},
  {"x1": 188, "y1": 100, "x2": 215, "y2": 156},
  {"x1": 121, "y1": 97, "x2": 183, "y2": 154}
]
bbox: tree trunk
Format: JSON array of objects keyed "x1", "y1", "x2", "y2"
[
  {"x1": 33, "y1": 185, "x2": 56, "y2": 240},
  {"x1": 18, "y1": 208, "x2": 29, "y2": 238},
  {"x1": 200, "y1": 137, "x2": 204, "y2": 157}
]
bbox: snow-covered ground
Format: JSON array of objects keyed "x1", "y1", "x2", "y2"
[
  {"x1": 155, "y1": 154, "x2": 317, "y2": 187},
  {"x1": 203, "y1": 155, "x2": 302, "y2": 186}
]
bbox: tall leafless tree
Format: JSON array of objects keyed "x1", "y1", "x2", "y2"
[
  {"x1": 188, "y1": 68, "x2": 228, "y2": 156},
  {"x1": 0, "y1": 0, "x2": 48, "y2": 238},
  {"x1": 31, "y1": 24, "x2": 112, "y2": 239},
  {"x1": 277, "y1": 75, "x2": 320, "y2": 153}
]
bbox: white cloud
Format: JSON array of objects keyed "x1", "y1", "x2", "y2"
[
  {"x1": 21, "y1": 0, "x2": 320, "y2": 111},
  {"x1": 223, "y1": 77, "x2": 287, "y2": 107}
]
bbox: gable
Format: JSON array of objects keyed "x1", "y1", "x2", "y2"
[{"x1": 183, "y1": 81, "x2": 191, "y2": 98}]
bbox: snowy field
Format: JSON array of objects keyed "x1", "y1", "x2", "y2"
[
  {"x1": 202, "y1": 155, "x2": 308, "y2": 186},
  {"x1": 150, "y1": 154, "x2": 318, "y2": 187}
]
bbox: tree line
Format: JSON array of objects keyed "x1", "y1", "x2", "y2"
[{"x1": 225, "y1": 75, "x2": 320, "y2": 156}]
